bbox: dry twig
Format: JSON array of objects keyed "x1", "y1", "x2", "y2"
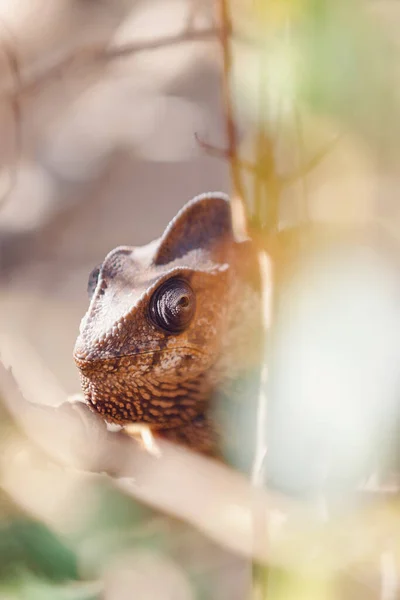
[{"x1": 0, "y1": 22, "x2": 22, "y2": 206}]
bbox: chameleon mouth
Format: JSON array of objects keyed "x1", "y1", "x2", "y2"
[
  {"x1": 74, "y1": 340, "x2": 211, "y2": 430},
  {"x1": 79, "y1": 366, "x2": 209, "y2": 429},
  {"x1": 73, "y1": 345, "x2": 207, "y2": 371}
]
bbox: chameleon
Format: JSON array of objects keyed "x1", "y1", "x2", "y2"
[{"x1": 73, "y1": 193, "x2": 263, "y2": 457}]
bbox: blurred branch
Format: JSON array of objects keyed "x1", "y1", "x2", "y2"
[
  {"x1": 0, "y1": 333, "x2": 299, "y2": 567},
  {"x1": 281, "y1": 134, "x2": 342, "y2": 188},
  {"x1": 104, "y1": 26, "x2": 220, "y2": 60},
  {"x1": 1, "y1": 343, "x2": 400, "y2": 584},
  {"x1": 217, "y1": 0, "x2": 246, "y2": 218},
  {"x1": 294, "y1": 108, "x2": 309, "y2": 223},
  {"x1": 0, "y1": 22, "x2": 22, "y2": 206},
  {"x1": 0, "y1": 25, "x2": 251, "y2": 98},
  {"x1": 194, "y1": 132, "x2": 258, "y2": 173},
  {"x1": 195, "y1": 128, "x2": 340, "y2": 228}
]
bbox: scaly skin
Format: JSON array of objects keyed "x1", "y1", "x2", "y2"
[{"x1": 74, "y1": 193, "x2": 262, "y2": 456}]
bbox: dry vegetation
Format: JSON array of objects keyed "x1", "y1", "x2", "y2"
[{"x1": 0, "y1": 1, "x2": 399, "y2": 599}]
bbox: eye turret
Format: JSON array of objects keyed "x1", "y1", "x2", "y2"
[{"x1": 149, "y1": 277, "x2": 196, "y2": 334}]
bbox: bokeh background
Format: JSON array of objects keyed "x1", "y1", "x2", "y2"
[{"x1": 1, "y1": 1, "x2": 400, "y2": 599}]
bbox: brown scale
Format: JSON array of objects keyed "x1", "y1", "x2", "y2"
[{"x1": 74, "y1": 193, "x2": 263, "y2": 456}]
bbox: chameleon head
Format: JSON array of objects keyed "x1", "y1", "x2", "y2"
[{"x1": 73, "y1": 192, "x2": 255, "y2": 429}]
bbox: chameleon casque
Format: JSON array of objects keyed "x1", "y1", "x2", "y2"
[{"x1": 74, "y1": 193, "x2": 262, "y2": 457}]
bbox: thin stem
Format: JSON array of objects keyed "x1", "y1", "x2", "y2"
[
  {"x1": 0, "y1": 25, "x2": 252, "y2": 99},
  {"x1": 194, "y1": 132, "x2": 259, "y2": 173},
  {"x1": 294, "y1": 107, "x2": 310, "y2": 224},
  {"x1": 218, "y1": 0, "x2": 245, "y2": 206},
  {"x1": 253, "y1": 49, "x2": 266, "y2": 225},
  {"x1": 281, "y1": 134, "x2": 341, "y2": 187},
  {"x1": 0, "y1": 22, "x2": 22, "y2": 205}
]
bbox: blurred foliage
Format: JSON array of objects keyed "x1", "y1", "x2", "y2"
[
  {"x1": 234, "y1": 0, "x2": 397, "y2": 147},
  {"x1": 0, "y1": 518, "x2": 77, "y2": 583},
  {"x1": 0, "y1": 0, "x2": 400, "y2": 599},
  {"x1": 0, "y1": 405, "x2": 239, "y2": 599},
  {"x1": 0, "y1": 468, "x2": 218, "y2": 599}
]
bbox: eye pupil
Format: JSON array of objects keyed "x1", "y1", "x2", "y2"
[
  {"x1": 178, "y1": 295, "x2": 189, "y2": 308},
  {"x1": 149, "y1": 278, "x2": 195, "y2": 334}
]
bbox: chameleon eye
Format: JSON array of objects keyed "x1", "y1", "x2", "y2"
[
  {"x1": 87, "y1": 265, "x2": 101, "y2": 298},
  {"x1": 149, "y1": 277, "x2": 196, "y2": 334}
]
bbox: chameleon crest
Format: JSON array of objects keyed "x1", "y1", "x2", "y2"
[{"x1": 74, "y1": 193, "x2": 261, "y2": 455}]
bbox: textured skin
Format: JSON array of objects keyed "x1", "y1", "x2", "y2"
[{"x1": 74, "y1": 193, "x2": 262, "y2": 456}]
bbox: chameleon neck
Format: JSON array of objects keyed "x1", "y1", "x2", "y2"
[{"x1": 155, "y1": 414, "x2": 220, "y2": 457}]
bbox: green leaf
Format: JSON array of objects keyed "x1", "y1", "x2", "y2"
[{"x1": 0, "y1": 519, "x2": 78, "y2": 583}]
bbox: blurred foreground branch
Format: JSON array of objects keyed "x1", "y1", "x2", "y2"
[
  {"x1": 0, "y1": 334, "x2": 296, "y2": 566},
  {"x1": 0, "y1": 25, "x2": 241, "y2": 98},
  {"x1": 0, "y1": 336, "x2": 400, "y2": 583}
]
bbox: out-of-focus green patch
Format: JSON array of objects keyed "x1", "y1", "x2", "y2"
[
  {"x1": 299, "y1": 0, "x2": 395, "y2": 143},
  {"x1": 0, "y1": 479, "x2": 213, "y2": 599},
  {"x1": 66, "y1": 479, "x2": 170, "y2": 578},
  {"x1": 0, "y1": 519, "x2": 78, "y2": 584},
  {"x1": 75, "y1": 478, "x2": 154, "y2": 536},
  {"x1": 0, "y1": 572, "x2": 101, "y2": 600},
  {"x1": 234, "y1": 0, "x2": 397, "y2": 147}
]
